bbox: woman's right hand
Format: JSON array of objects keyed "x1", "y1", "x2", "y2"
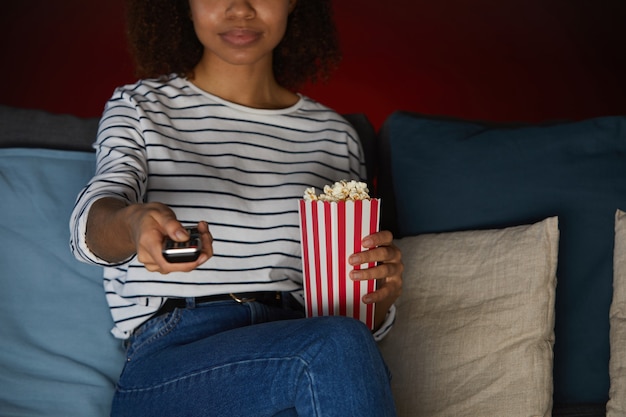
[
  {"x1": 133, "y1": 205, "x2": 213, "y2": 273},
  {"x1": 86, "y1": 198, "x2": 213, "y2": 273}
]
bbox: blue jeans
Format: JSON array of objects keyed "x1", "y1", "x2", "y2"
[{"x1": 111, "y1": 297, "x2": 396, "y2": 417}]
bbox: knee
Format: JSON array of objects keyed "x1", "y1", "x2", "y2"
[
  {"x1": 309, "y1": 316, "x2": 375, "y2": 350},
  {"x1": 299, "y1": 316, "x2": 391, "y2": 384}
]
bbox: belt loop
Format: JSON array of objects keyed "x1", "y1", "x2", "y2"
[{"x1": 185, "y1": 297, "x2": 196, "y2": 309}]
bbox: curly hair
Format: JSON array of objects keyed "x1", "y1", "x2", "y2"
[{"x1": 125, "y1": 0, "x2": 342, "y2": 90}]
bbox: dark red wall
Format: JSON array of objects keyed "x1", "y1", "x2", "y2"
[{"x1": 2, "y1": 0, "x2": 625, "y2": 129}]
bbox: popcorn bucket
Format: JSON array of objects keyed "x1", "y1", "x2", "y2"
[{"x1": 298, "y1": 198, "x2": 381, "y2": 330}]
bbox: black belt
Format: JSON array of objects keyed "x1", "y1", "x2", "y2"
[{"x1": 157, "y1": 292, "x2": 283, "y2": 316}]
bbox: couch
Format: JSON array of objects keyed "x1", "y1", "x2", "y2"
[{"x1": 1, "y1": 104, "x2": 625, "y2": 417}]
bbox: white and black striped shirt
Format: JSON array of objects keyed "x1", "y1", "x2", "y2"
[{"x1": 70, "y1": 76, "x2": 382, "y2": 339}]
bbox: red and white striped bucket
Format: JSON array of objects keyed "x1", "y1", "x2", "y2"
[{"x1": 297, "y1": 199, "x2": 381, "y2": 330}]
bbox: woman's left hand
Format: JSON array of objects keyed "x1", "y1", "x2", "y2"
[{"x1": 349, "y1": 230, "x2": 403, "y2": 330}]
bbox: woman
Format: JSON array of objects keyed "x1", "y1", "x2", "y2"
[{"x1": 70, "y1": 0, "x2": 402, "y2": 415}]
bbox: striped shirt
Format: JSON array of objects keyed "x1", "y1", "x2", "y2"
[{"x1": 70, "y1": 76, "x2": 382, "y2": 339}]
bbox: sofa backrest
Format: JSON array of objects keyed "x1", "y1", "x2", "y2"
[{"x1": 378, "y1": 110, "x2": 626, "y2": 408}]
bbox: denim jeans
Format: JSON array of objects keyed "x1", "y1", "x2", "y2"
[{"x1": 111, "y1": 297, "x2": 396, "y2": 417}]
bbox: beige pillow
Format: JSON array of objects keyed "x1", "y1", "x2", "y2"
[
  {"x1": 378, "y1": 217, "x2": 559, "y2": 417},
  {"x1": 608, "y1": 209, "x2": 626, "y2": 416}
]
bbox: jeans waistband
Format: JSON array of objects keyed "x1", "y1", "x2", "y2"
[{"x1": 156, "y1": 292, "x2": 283, "y2": 316}]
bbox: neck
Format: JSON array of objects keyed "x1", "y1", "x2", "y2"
[{"x1": 190, "y1": 58, "x2": 298, "y2": 109}]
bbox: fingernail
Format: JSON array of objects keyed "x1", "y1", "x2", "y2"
[
  {"x1": 175, "y1": 229, "x2": 189, "y2": 240},
  {"x1": 349, "y1": 254, "x2": 361, "y2": 265}
]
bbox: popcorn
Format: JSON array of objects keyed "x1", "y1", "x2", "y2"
[
  {"x1": 298, "y1": 180, "x2": 380, "y2": 330},
  {"x1": 303, "y1": 180, "x2": 370, "y2": 202}
]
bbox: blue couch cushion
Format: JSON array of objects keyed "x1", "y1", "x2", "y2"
[
  {"x1": 0, "y1": 148, "x2": 124, "y2": 416},
  {"x1": 379, "y1": 111, "x2": 626, "y2": 405}
]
